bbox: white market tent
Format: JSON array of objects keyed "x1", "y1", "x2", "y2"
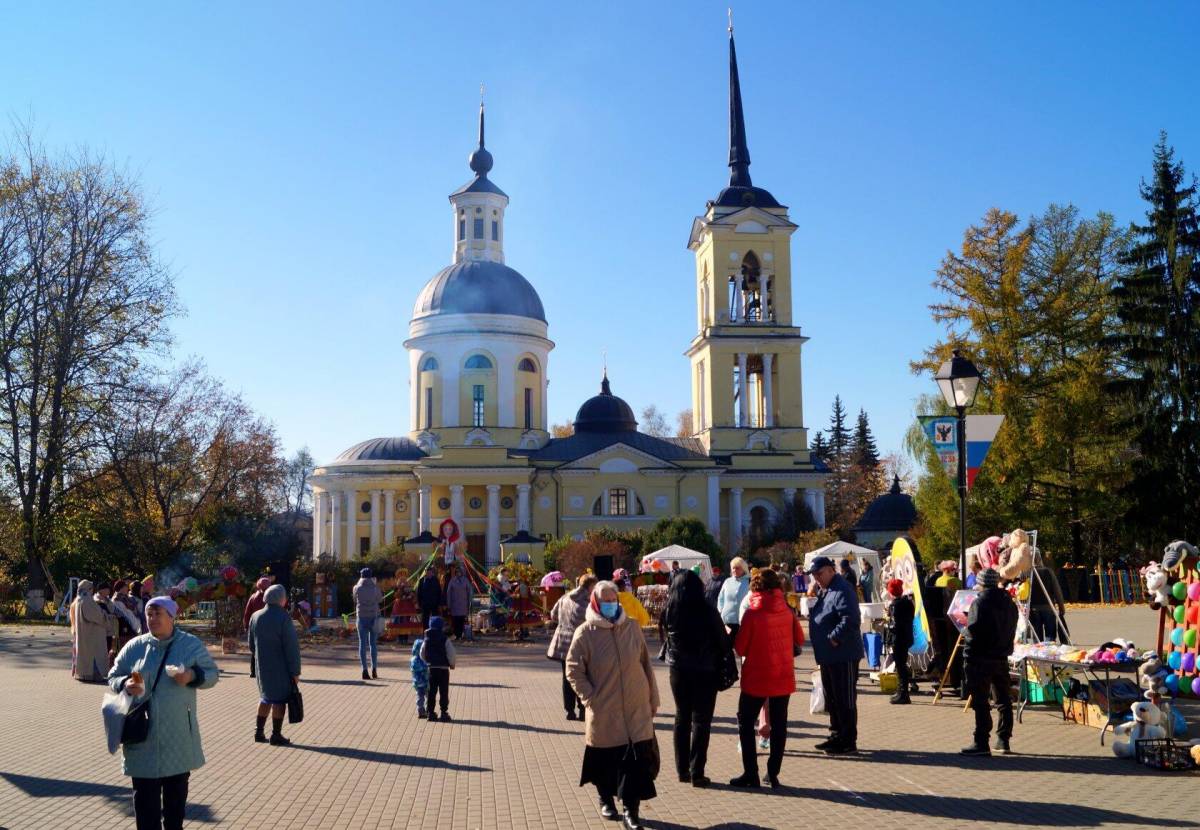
[
  {"x1": 641, "y1": 545, "x2": 713, "y2": 584},
  {"x1": 801, "y1": 540, "x2": 884, "y2": 604}
]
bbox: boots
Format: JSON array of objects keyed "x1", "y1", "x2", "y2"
[
  {"x1": 597, "y1": 796, "x2": 618, "y2": 821},
  {"x1": 890, "y1": 691, "x2": 912, "y2": 704},
  {"x1": 622, "y1": 804, "x2": 643, "y2": 830}
]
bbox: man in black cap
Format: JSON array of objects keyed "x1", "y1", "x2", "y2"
[
  {"x1": 807, "y1": 555, "x2": 864, "y2": 754},
  {"x1": 961, "y1": 568, "x2": 1019, "y2": 755}
]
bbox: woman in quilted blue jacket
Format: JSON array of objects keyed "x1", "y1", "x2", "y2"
[{"x1": 108, "y1": 596, "x2": 219, "y2": 830}]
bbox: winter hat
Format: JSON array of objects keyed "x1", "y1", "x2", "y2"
[
  {"x1": 360, "y1": 567, "x2": 373, "y2": 579},
  {"x1": 886, "y1": 578, "x2": 905, "y2": 598},
  {"x1": 145, "y1": 596, "x2": 178, "y2": 618},
  {"x1": 938, "y1": 560, "x2": 959, "y2": 573},
  {"x1": 264, "y1": 584, "x2": 287, "y2": 606},
  {"x1": 979, "y1": 568, "x2": 1001, "y2": 589},
  {"x1": 255, "y1": 576, "x2": 271, "y2": 591},
  {"x1": 429, "y1": 616, "x2": 445, "y2": 630}
]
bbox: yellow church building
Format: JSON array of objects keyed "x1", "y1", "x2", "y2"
[{"x1": 308, "y1": 31, "x2": 827, "y2": 566}]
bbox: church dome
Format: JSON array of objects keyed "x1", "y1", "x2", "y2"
[
  {"x1": 335, "y1": 436, "x2": 427, "y2": 462},
  {"x1": 412, "y1": 261, "x2": 546, "y2": 322},
  {"x1": 852, "y1": 476, "x2": 917, "y2": 533},
  {"x1": 574, "y1": 374, "x2": 638, "y2": 433}
]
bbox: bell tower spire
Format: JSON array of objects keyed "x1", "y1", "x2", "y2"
[
  {"x1": 450, "y1": 91, "x2": 508, "y2": 264},
  {"x1": 727, "y1": 13, "x2": 752, "y2": 188}
]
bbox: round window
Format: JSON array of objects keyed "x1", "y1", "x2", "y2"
[
  {"x1": 397, "y1": 500, "x2": 407, "y2": 512},
  {"x1": 501, "y1": 496, "x2": 514, "y2": 510},
  {"x1": 469, "y1": 496, "x2": 483, "y2": 510},
  {"x1": 360, "y1": 501, "x2": 370, "y2": 513},
  {"x1": 438, "y1": 497, "x2": 451, "y2": 510}
]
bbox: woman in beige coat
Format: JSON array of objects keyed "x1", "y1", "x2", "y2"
[
  {"x1": 566, "y1": 580, "x2": 659, "y2": 830},
  {"x1": 70, "y1": 580, "x2": 110, "y2": 681}
]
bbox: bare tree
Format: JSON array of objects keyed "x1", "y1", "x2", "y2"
[
  {"x1": 279, "y1": 447, "x2": 314, "y2": 522},
  {"x1": 0, "y1": 136, "x2": 175, "y2": 610},
  {"x1": 675, "y1": 408, "x2": 693, "y2": 438},
  {"x1": 640, "y1": 405, "x2": 670, "y2": 437}
]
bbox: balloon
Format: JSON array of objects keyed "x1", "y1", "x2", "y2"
[
  {"x1": 1171, "y1": 628, "x2": 1184, "y2": 647},
  {"x1": 1169, "y1": 651, "x2": 1182, "y2": 670},
  {"x1": 1189, "y1": 605, "x2": 1200, "y2": 625},
  {"x1": 1173, "y1": 581, "x2": 1188, "y2": 601},
  {"x1": 1175, "y1": 605, "x2": 1187, "y2": 624},
  {"x1": 1191, "y1": 677, "x2": 1200, "y2": 696},
  {"x1": 1184, "y1": 653, "x2": 1197, "y2": 673},
  {"x1": 185, "y1": 576, "x2": 199, "y2": 592},
  {"x1": 1190, "y1": 582, "x2": 1200, "y2": 602},
  {"x1": 1166, "y1": 673, "x2": 1180, "y2": 693},
  {"x1": 1187, "y1": 629, "x2": 1198, "y2": 648}
]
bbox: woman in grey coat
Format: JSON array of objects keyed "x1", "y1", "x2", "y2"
[{"x1": 249, "y1": 584, "x2": 301, "y2": 746}]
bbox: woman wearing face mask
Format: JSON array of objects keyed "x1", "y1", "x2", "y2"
[{"x1": 566, "y1": 581, "x2": 660, "y2": 830}]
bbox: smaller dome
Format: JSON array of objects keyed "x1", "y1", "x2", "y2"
[
  {"x1": 334, "y1": 436, "x2": 426, "y2": 462},
  {"x1": 574, "y1": 374, "x2": 637, "y2": 433},
  {"x1": 468, "y1": 145, "x2": 493, "y2": 176},
  {"x1": 852, "y1": 476, "x2": 917, "y2": 533}
]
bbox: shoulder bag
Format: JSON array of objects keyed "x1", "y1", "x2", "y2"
[{"x1": 121, "y1": 640, "x2": 173, "y2": 746}]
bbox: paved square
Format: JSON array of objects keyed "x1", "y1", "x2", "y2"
[{"x1": 0, "y1": 608, "x2": 1188, "y2": 829}]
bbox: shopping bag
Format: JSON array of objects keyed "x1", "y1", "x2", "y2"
[
  {"x1": 809, "y1": 670, "x2": 826, "y2": 715},
  {"x1": 373, "y1": 616, "x2": 386, "y2": 637},
  {"x1": 101, "y1": 692, "x2": 134, "y2": 754},
  {"x1": 287, "y1": 681, "x2": 304, "y2": 724}
]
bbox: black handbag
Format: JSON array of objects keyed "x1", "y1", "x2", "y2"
[
  {"x1": 287, "y1": 680, "x2": 304, "y2": 724},
  {"x1": 121, "y1": 640, "x2": 172, "y2": 746},
  {"x1": 718, "y1": 648, "x2": 739, "y2": 692}
]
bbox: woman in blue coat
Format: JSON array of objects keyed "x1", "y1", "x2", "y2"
[
  {"x1": 249, "y1": 584, "x2": 301, "y2": 745},
  {"x1": 108, "y1": 596, "x2": 219, "y2": 830}
]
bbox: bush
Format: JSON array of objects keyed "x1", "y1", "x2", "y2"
[{"x1": 641, "y1": 516, "x2": 724, "y2": 569}]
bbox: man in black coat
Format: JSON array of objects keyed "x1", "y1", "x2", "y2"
[
  {"x1": 961, "y1": 568, "x2": 1019, "y2": 756},
  {"x1": 417, "y1": 570, "x2": 444, "y2": 631},
  {"x1": 886, "y1": 579, "x2": 915, "y2": 704}
]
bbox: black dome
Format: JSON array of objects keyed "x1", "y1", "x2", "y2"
[
  {"x1": 852, "y1": 476, "x2": 917, "y2": 533},
  {"x1": 335, "y1": 436, "x2": 426, "y2": 462},
  {"x1": 413, "y1": 260, "x2": 545, "y2": 322},
  {"x1": 574, "y1": 374, "x2": 637, "y2": 433}
]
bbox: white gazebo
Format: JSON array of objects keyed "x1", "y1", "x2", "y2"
[{"x1": 641, "y1": 545, "x2": 714, "y2": 584}]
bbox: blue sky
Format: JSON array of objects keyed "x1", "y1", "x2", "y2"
[{"x1": 4, "y1": 2, "x2": 1197, "y2": 466}]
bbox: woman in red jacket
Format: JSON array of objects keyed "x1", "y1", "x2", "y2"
[{"x1": 731, "y1": 568, "x2": 804, "y2": 789}]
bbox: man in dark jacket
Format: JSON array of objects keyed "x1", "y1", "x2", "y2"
[
  {"x1": 886, "y1": 578, "x2": 915, "y2": 704},
  {"x1": 807, "y1": 556, "x2": 864, "y2": 754},
  {"x1": 417, "y1": 570, "x2": 444, "y2": 631},
  {"x1": 704, "y1": 568, "x2": 724, "y2": 608},
  {"x1": 961, "y1": 568, "x2": 1019, "y2": 756}
]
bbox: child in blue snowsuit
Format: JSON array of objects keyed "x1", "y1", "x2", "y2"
[{"x1": 411, "y1": 637, "x2": 429, "y2": 718}]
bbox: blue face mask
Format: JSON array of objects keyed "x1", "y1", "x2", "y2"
[{"x1": 599, "y1": 601, "x2": 620, "y2": 619}]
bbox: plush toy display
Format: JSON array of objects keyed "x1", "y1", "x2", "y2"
[
  {"x1": 1112, "y1": 699, "x2": 1167, "y2": 759},
  {"x1": 1138, "y1": 657, "x2": 1169, "y2": 697},
  {"x1": 1191, "y1": 744, "x2": 1200, "y2": 767},
  {"x1": 977, "y1": 536, "x2": 1003, "y2": 570},
  {"x1": 1140, "y1": 562, "x2": 1170, "y2": 610},
  {"x1": 1162, "y1": 540, "x2": 1198, "y2": 572},
  {"x1": 998, "y1": 528, "x2": 1034, "y2": 581}
]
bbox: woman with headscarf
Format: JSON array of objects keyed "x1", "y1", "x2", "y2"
[
  {"x1": 730, "y1": 568, "x2": 804, "y2": 789},
  {"x1": 243, "y1": 576, "x2": 272, "y2": 678},
  {"x1": 566, "y1": 581, "x2": 660, "y2": 830},
  {"x1": 445, "y1": 565, "x2": 474, "y2": 641},
  {"x1": 70, "y1": 580, "x2": 110, "y2": 681},
  {"x1": 249, "y1": 584, "x2": 302, "y2": 746},
  {"x1": 547, "y1": 573, "x2": 598, "y2": 721},
  {"x1": 108, "y1": 596, "x2": 219, "y2": 830},
  {"x1": 662, "y1": 570, "x2": 729, "y2": 788}
]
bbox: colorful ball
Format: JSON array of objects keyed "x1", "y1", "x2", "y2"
[
  {"x1": 1184, "y1": 653, "x2": 1197, "y2": 673},
  {"x1": 1166, "y1": 673, "x2": 1181, "y2": 693},
  {"x1": 1190, "y1": 582, "x2": 1200, "y2": 602},
  {"x1": 1174, "y1": 581, "x2": 1189, "y2": 601},
  {"x1": 1175, "y1": 605, "x2": 1187, "y2": 624},
  {"x1": 1169, "y1": 651, "x2": 1183, "y2": 670},
  {"x1": 1171, "y1": 628, "x2": 1185, "y2": 647}
]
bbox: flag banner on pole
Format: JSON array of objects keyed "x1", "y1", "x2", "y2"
[{"x1": 918, "y1": 414, "x2": 1004, "y2": 491}]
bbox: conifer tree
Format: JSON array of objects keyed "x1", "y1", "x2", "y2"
[
  {"x1": 810, "y1": 431, "x2": 828, "y2": 463},
  {"x1": 852, "y1": 409, "x2": 880, "y2": 469}
]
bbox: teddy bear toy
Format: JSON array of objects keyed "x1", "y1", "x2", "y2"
[
  {"x1": 1191, "y1": 744, "x2": 1200, "y2": 767},
  {"x1": 1141, "y1": 562, "x2": 1170, "y2": 609},
  {"x1": 1113, "y1": 699, "x2": 1167, "y2": 759},
  {"x1": 977, "y1": 536, "x2": 1003, "y2": 570},
  {"x1": 998, "y1": 528, "x2": 1033, "y2": 581},
  {"x1": 1138, "y1": 657, "x2": 1169, "y2": 697},
  {"x1": 1163, "y1": 540, "x2": 1198, "y2": 572}
]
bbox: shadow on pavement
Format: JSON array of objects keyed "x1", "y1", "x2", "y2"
[
  {"x1": 449, "y1": 717, "x2": 579, "y2": 736},
  {"x1": 295, "y1": 677, "x2": 385, "y2": 687},
  {"x1": 0, "y1": 773, "x2": 216, "y2": 822},
  {"x1": 293, "y1": 745, "x2": 489, "y2": 772},
  {"x1": 799, "y1": 747, "x2": 1167, "y2": 777},
  {"x1": 451, "y1": 682, "x2": 514, "y2": 688}
]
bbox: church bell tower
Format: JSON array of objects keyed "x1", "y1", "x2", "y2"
[{"x1": 686, "y1": 25, "x2": 811, "y2": 460}]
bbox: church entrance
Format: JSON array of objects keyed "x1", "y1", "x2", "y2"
[{"x1": 467, "y1": 534, "x2": 486, "y2": 563}]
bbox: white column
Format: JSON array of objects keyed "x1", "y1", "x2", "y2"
[
  {"x1": 737, "y1": 353, "x2": 748, "y2": 427},
  {"x1": 782, "y1": 488, "x2": 796, "y2": 513},
  {"x1": 762, "y1": 353, "x2": 774, "y2": 428},
  {"x1": 450, "y1": 484, "x2": 464, "y2": 530},
  {"x1": 408, "y1": 488, "x2": 420, "y2": 538},
  {"x1": 383, "y1": 489, "x2": 395, "y2": 547},
  {"x1": 706, "y1": 473, "x2": 720, "y2": 536},
  {"x1": 369, "y1": 490, "x2": 381, "y2": 551},
  {"x1": 729, "y1": 487, "x2": 744, "y2": 549},
  {"x1": 733, "y1": 276, "x2": 744, "y2": 320},
  {"x1": 815, "y1": 490, "x2": 826, "y2": 529},
  {"x1": 345, "y1": 490, "x2": 358, "y2": 558},
  {"x1": 516, "y1": 483, "x2": 531, "y2": 532},
  {"x1": 497, "y1": 346, "x2": 515, "y2": 428},
  {"x1": 804, "y1": 489, "x2": 818, "y2": 524},
  {"x1": 419, "y1": 486, "x2": 432, "y2": 533},
  {"x1": 331, "y1": 492, "x2": 343, "y2": 559},
  {"x1": 312, "y1": 490, "x2": 324, "y2": 559},
  {"x1": 486, "y1": 484, "x2": 501, "y2": 566}
]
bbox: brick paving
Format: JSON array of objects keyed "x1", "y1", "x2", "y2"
[{"x1": 0, "y1": 607, "x2": 1188, "y2": 830}]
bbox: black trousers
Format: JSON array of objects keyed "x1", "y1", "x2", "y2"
[
  {"x1": 669, "y1": 668, "x2": 718, "y2": 778},
  {"x1": 426, "y1": 667, "x2": 450, "y2": 714},
  {"x1": 560, "y1": 659, "x2": 582, "y2": 714},
  {"x1": 451, "y1": 615, "x2": 466, "y2": 639},
  {"x1": 894, "y1": 642, "x2": 913, "y2": 693},
  {"x1": 726, "y1": 623, "x2": 740, "y2": 645},
  {"x1": 132, "y1": 772, "x2": 189, "y2": 830},
  {"x1": 736, "y1": 691, "x2": 789, "y2": 779},
  {"x1": 820, "y1": 660, "x2": 860, "y2": 745},
  {"x1": 966, "y1": 657, "x2": 1013, "y2": 745}
]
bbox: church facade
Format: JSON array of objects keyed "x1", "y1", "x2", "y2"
[{"x1": 308, "y1": 32, "x2": 827, "y2": 565}]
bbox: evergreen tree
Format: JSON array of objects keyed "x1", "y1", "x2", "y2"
[
  {"x1": 823, "y1": 396, "x2": 855, "y2": 532},
  {"x1": 827, "y1": 396, "x2": 850, "y2": 459},
  {"x1": 852, "y1": 409, "x2": 880, "y2": 469},
  {"x1": 810, "y1": 431, "x2": 827, "y2": 463},
  {"x1": 849, "y1": 409, "x2": 886, "y2": 522},
  {"x1": 1110, "y1": 133, "x2": 1200, "y2": 542}
]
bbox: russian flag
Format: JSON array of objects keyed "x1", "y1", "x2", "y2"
[{"x1": 965, "y1": 415, "x2": 1004, "y2": 490}]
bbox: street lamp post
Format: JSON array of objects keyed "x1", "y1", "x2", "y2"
[{"x1": 935, "y1": 349, "x2": 981, "y2": 695}]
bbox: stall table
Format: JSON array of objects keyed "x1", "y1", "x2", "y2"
[{"x1": 1011, "y1": 654, "x2": 1143, "y2": 746}]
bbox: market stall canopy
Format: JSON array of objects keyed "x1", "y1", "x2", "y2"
[
  {"x1": 802, "y1": 540, "x2": 884, "y2": 604},
  {"x1": 641, "y1": 545, "x2": 713, "y2": 584}
]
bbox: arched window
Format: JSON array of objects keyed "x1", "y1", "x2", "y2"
[
  {"x1": 421, "y1": 356, "x2": 439, "y2": 371},
  {"x1": 592, "y1": 497, "x2": 602, "y2": 516},
  {"x1": 518, "y1": 358, "x2": 537, "y2": 372},
  {"x1": 464, "y1": 354, "x2": 493, "y2": 370},
  {"x1": 741, "y1": 252, "x2": 762, "y2": 322}
]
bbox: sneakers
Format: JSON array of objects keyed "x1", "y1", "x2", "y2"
[
  {"x1": 813, "y1": 738, "x2": 837, "y2": 751},
  {"x1": 960, "y1": 743, "x2": 991, "y2": 756},
  {"x1": 758, "y1": 737, "x2": 770, "y2": 750},
  {"x1": 992, "y1": 736, "x2": 1012, "y2": 754},
  {"x1": 440, "y1": 712, "x2": 452, "y2": 722},
  {"x1": 622, "y1": 808, "x2": 643, "y2": 830},
  {"x1": 361, "y1": 669, "x2": 370, "y2": 680},
  {"x1": 728, "y1": 774, "x2": 761, "y2": 788},
  {"x1": 824, "y1": 742, "x2": 858, "y2": 755}
]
